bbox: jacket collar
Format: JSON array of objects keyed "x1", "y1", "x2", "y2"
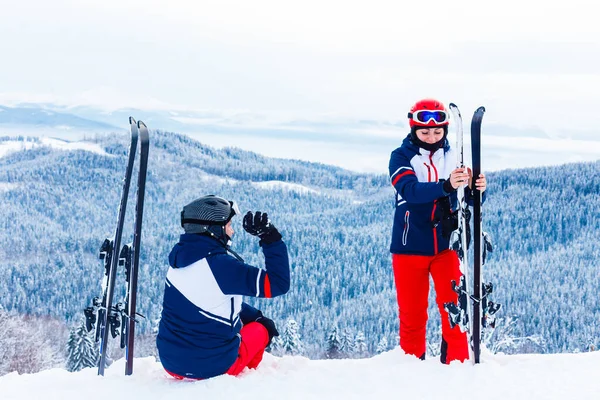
[
  {"x1": 402, "y1": 133, "x2": 450, "y2": 156},
  {"x1": 168, "y1": 234, "x2": 226, "y2": 269}
]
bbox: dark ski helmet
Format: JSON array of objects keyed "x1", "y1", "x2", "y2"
[{"x1": 180, "y1": 195, "x2": 240, "y2": 239}]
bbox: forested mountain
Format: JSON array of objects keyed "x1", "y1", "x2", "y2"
[{"x1": 0, "y1": 132, "x2": 598, "y2": 365}]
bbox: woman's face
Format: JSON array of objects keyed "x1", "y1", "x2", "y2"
[{"x1": 415, "y1": 127, "x2": 445, "y2": 144}]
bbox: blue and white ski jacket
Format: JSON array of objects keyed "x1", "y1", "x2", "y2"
[
  {"x1": 156, "y1": 234, "x2": 290, "y2": 379},
  {"x1": 389, "y1": 134, "x2": 484, "y2": 256}
]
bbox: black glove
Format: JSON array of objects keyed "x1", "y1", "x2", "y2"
[
  {"x1": 255, "y1": 316, "x2": 279, "y2": 346},
  {"x1": 243, "y1": 211, "x2": 282, "y2": 245},
  {"x1": 432, "y1": 197, "x2": 458, "y2": 239},
  {"x1": 440, "y1": 212, "x2": 458, "y2": 239},
  {"x1": 442, "y1": 178, "x2": 456, "y2": 194}
]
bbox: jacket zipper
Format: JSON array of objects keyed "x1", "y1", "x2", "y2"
[
  {"x1": 429, "y1": 154, "x2": 439, "y2": 181},
  {"x1": 429, "y1": 154, "x2": 439, "y2": 254},
  {"x1": 402, "y1": 211, "x2": 410, "y2": 246},
  {"x1": 230, "y1": 298, "x2": 234, "y2": 331}
]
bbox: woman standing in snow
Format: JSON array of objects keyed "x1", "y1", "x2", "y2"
[
  {"x1": 388, "y1": 99, "x2": 487, "y2": 364},
  {"x1": 156, "y1": 195, "x2": 290, "y2": 379}
]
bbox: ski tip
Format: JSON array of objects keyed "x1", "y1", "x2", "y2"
[
  {"x1": 129, "y1": 116, "x2": 136, "y2": 125},
  {"x1": 475, "y1": 106, "x2": 486, "y2": 114},
  {"x1": 137, "y1": 120, "x2": 147, "y2": 129},
  {"x1": 449, "y1": 103, "x2": 462, "y2": 118}
]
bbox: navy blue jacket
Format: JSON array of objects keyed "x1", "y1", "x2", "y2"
[
  {"x1": 389, "y1": 134, "x2": 484, "y2": 255},
  {"x1": 156, "y1": 234, "x2": 290, "y2": 379}
]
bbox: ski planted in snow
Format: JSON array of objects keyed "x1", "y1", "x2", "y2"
[
  {"x1": 124, "y1": 120, "x2": 149, "y2": 375},
  {"x1": 444, "y1": 105, "x2": 501, "y2": 364},
  {"x1": 471, "y1": 106, "x2": 484, "y2": 363},
  {"x1": 470, "y1": 106, "x2": 501, "y2": 363},
  {"x1": 84, "y1": 117, "x2": 148, "y2": 376},
  {"x1": 444, "y1": 103, "x2": 474, "y2": 362}
]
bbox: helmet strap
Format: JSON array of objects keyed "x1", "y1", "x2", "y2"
[{"x1": 204, "y1": 228, "x2": 245, "y2": 262}]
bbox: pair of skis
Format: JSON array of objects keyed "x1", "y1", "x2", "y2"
[
  {"x1": 84, "y1": 117, "x2": 149, "y2": 376},
  {"x1": 444, "y1": 105, "x2": 500, "y2": 364}
]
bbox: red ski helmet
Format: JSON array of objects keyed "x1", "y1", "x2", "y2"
[{"x1": 407, "y1": 98, "x2": 450, "y2": 128}]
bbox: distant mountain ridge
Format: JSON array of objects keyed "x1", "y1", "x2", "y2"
[
  {"x1": 0, "y1": 105, "x2": 118, "y2": 130},
  {"x1": 2, "y1": 102, "x2": 599, "y2": 174},
  {"x1": 2, "y1": 102, "x2": 584, "y2": 143}
]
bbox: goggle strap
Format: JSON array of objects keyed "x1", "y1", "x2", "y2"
[
  {"x1": 229, "y1": 201, "x2": 241, "y2": 216},
  {"x1": 181, "y1": 218, "x2": 228, "y2": 228}
]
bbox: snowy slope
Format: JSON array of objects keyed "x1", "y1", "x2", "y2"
[
  {"x1": 1, "y1": 349, "x2": 599, "y2": 400},
  {"x1": 252, "y1": 180, "x2": 319, "y2": 195}
]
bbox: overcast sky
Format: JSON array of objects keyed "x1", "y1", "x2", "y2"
[{"x1": 1, "y1": 0, "x2": 599, "y2": 135}]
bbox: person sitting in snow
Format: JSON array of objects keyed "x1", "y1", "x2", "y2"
[{"x1": 157, "y1": 195, "x2": 290, "y2": 379}]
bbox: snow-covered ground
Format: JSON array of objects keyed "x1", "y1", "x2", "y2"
[
  {"x1": 251, "y1": 180, "x2": 319, "y2": 195},
  {"x1": 1, "y1": 349, "x2": 599, "y2": 400}
]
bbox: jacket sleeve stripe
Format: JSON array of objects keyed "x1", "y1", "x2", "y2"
[
  {"x1": 255, "y1": 270, "x2": 262, "y2": 296},
  {"x1": 392, "y1": 170, "x2": 415, "y2": 186},
  {"x1": 263, "y1": 273, "x2": 272, "y2": 298},
  {"x1": 390, "y1": 166, "x2": 412, "y2": 179},
  {"x1": 198, "y1": 309, "x2": 231, "y2": 326}
]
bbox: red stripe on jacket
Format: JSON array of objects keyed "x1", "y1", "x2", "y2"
[
  {"x1": 264, "y1": 274, "x2": 272, "y2": 298},
  {"x1": 391, "y1": 170, "x2": 415, "y2": 186}
]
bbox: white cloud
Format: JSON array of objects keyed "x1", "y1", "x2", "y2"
[{"x1": 1, "y1": 0, "x2": 599, "y2": 132}]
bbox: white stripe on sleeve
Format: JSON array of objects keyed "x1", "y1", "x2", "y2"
[
  {"x1": 255, "y1": 270, "x2": 262, "y2": 297},
  {"x1": 391, "y1": 166, "x2": 413, "y2": 180}
]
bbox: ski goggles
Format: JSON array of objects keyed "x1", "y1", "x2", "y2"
[
  {"x1": 409, "y1": 110, "x2": 449, "y2": 125},
  {"x1": 229, "y1": 201, "x2": 241, "y2": 219}
]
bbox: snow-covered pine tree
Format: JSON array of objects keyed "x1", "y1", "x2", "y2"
[
  {"x1": 483, "y1": 316, "x2": 545, "y2": 355},
  {"x1": 340, "y1": 327, "x2": 355, "y2": 358},
  {"x1": 0, "y1": 307, "x2": 15, "y2": 375},
  {"x1": 325, "y1": 324, "x2": 342, "y2": 359},
  {"x1": 269, "y1": 335, "x2": 283, "y2": 355},
  {"x1": 66, "y1": 322, "x2": 98, "y2": 372},
  {"x1": 281, "y1": 319, "x2": 304, "y2": 356},
  {"x1": 376, "y1": 336, "x2": 389, "y2": 354},
  {"x1": 354, "y1": 331, "x2": 367, "y2": 358}
]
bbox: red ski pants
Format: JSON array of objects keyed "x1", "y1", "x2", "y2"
[
  {"x1": 166, "y1": 322, "x2": 270, "y2": 380},
  {"x1": 226, "y1": 322, "x2": 270, "y2": 375},
  {"x1": 392, "y1": 250, "x2": 468, "y2": 363}
]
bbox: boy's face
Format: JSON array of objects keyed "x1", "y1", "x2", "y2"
[{"x1": 225, "y1": 221, "x2": 234, "y2": 238}]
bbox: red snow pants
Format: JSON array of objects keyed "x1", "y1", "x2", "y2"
[
  {"x1": 392, "y1": 249, "x2": 469, "y2": 364},
  {"x1": 165, "y1": 322, "x2": 270, "y2": 380},
  {"x1": 225, "y1": 322, "x2": 270, "y2": 376}
]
